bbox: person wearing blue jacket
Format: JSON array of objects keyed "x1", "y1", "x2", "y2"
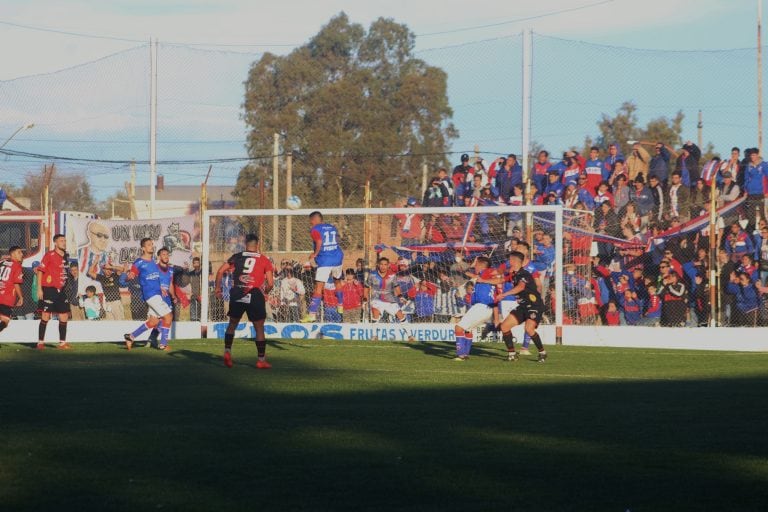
[
  {"x1": 649, "y1": 143, "x2": 672, "y2": 185},
  {"x1": 743, "y1": 148, "x2": 768, "y2": 228},
  {"x1": 726, "y1": 270, "x2": 767, "y2": 326}
]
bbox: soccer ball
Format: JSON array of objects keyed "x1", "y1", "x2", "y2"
[{"x1": 286, "y1": 195, "x2": 302, "y2": 210}]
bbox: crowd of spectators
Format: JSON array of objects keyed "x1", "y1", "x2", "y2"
[{"x1": 399, "y1": 143, "x2": 768, "y2": 327}]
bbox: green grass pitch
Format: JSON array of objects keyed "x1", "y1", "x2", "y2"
[{"x1": 1, "y1": 339, "x2": 767, "y2": 512}]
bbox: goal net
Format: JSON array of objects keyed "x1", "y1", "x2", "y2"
[{"x1": 202, "y1": 205, "x2": 564, "y2": 343}]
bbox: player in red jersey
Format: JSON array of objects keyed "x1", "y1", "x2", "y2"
[
  {"x1": 0, "y1": 246, "x2": 25, "y2": 337},
  {"x1": 214, "y1": 234, "x2": 275, "y2": 369},
  {"x1": 36, "y1": 234, "x2": 72, "y2": 350}
]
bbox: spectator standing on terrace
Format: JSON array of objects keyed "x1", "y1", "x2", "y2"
[
  {"x1": 659, "y1": 270, "x2": 687, "y2": 327},
  {"x1": 409, "y1": 279, "x2": 437, "y2": 323},
  {"x1": 631, "y1": 175, "x2": 654, "y2": 224},
  {"x1": 532, "y1": 150, "x2": 551, "y2": 192},
  {"x1": 561, "y1": 152, "x2": 582, "y2": 186},
  {"x1": 675, "y1": 141, "x2": 701, "y2": 186},
  {"x1": 718, "y1": 147, "x2": 744, "y2": 188},
  {"x1": 183, "y1": 257, "x2": 203, "y2": 321},
  {"x1": 727, "y1": 270, "x2": 766, "y2": 326},
  {"x1": 647, "y1": 175, "x2": 665, "y2": 222},
  {"x1": 649, "y1": 142, "x2": 673, "y2": 185},
  {"x1": 452, "y1": 153, "x2": 473, "y2": 192},
  {"x1": 743, "y1": 148, "x2": 768, "y2": 228},
  {"x1": 436, "y1": 168, "x2": 454, "y2": 199},
  {"x1": 422, "y1": 176, "x2": 451, "y2": 207},
  {"x1": 626, "y1": 143, "x2": 651, "y2": 183},
  {"x1": 603, "y1": 143, "x2": 624, "y2": 177},
  {"x1": 544, "y1": 169, "x2": 564, "y2": 199},
  {"x1": 718, "y1": 171, "x2": 741, "y2": 208},
  {"x1": 395, "y1": 197, "x2": 423, "y2": 247},
  {"x1": 666, "y1": 172, "x2": 691, "y2": 222},
  {"x1": 613, "y1": 174, "x2": 631, "y2": 212},
  {"x1": 584, "y1": 146, "x2": 604, "y2": 194},
  {"x1": 724, "y1": 222, "x2": 754, "y2": 262},
  {"x1": 689, "y1": 179, "x2": 709, "y2": 219}
]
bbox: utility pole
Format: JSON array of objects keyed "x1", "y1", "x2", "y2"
[
  {"x1": 130, "y1": 159, "x2": 137, "y2": 220},
  {"x1": 759, "y1": 0, "x2": 764, "y2": 154},
  {"x1": 521, "y1": 28, "x2": 533, "y2": 195},
  {"x1": 285, "y1": 154, "x2": 293, "y2": 252},
  {"x1": 697, "y1": 110, "x2": 703, "y2": 150},
  {"x1": 149, "y1": 39, "x2": 158, "y2": 219},
  {"x1": 201, "y1": 165, "x2": 212, "y2": 239},
  {"x1": 272, "y1": 133, "x2": 279, "y2": 252}
]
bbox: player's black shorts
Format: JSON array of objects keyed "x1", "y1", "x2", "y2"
[
  {"x1": 0, "y1": 304, "x2": 13, "y2": 318},
  {"x1": 228, "y1": 288, "x2": 266, "y2": 322},
  {"x1": 38, "y1": 287, "x2": 71, "y2": 315},
  {"x1": 512, "y1": 304, "x2": 542, "y2": 326}
]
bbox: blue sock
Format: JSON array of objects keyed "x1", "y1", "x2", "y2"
[
  {"x1": 523, "y1": 332, "x2": 531, "y2": 349},
  {"x1": 131, "y1": 323, "x2": 149, "y2": 338},
  {"x1": 455, "y1": 336, "x2": 465, "y2": 356},
  {"x1": 464, "y1": 333, "x2": 473, "y2": 356},
  {"x1": 159, "y1": 326, "x2": 170, "y2": 346},
  {"x1": 308, "y1": 296, "x2": 322, "y2": 314},
  {"x1": 336, "y1": 291, "x2": 343, "y2": 304}
]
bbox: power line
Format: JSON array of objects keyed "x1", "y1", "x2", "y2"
[{"x1": 414, "y1": 0, "x2": 615, "y2": 37}]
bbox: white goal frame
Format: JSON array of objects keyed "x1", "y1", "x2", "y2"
[{"x1": 201, "y1": 205, "x2": 564, "y2": 341}]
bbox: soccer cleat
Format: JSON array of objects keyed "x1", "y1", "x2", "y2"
[
  {"x1": 300, "y1": 314, "x2": 317, "y2": 323},
  {"x1": 223, "y1": 352, "x2": 233, "y2": 368},
  {"x1": 123, "y1": 333, "x2": 134, "y2": 351},
  {"x1": 57, "y1": 342, "x2": 72, "y2": 350},
  {"x1": 507, "y1": 351, "x2": 519, "y2": 362},
  {"x1": 36, "y1": 342, "x2": 45, "y2": 350},
  {"x1": 453, "y1": 355, "x2": 468, "y2": 361},
  {"x1": 537, "y1": 351, "x2": 548, "y2": 363},
  {"x1": 158, "y1": 344, "x2": 171, "y2": 352},
  {"x1": 256, "y1": 359, "x2": 272, "y2": 369},
  {"x1": 519, "y1": 348, "x2": 532, "y2": 356}
]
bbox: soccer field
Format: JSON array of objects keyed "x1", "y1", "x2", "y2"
[{"x1": 1, "y1": 340, "x2": 767, "y2": 512}]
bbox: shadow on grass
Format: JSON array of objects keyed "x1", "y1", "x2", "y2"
[{"x1": 1, "y1": 346, "x2": 767, "y2": 512}]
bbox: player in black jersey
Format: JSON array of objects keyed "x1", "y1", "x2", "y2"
[
  {"x1": 498, "y1": 251, "x2": 547, "y2": 362},
  {"x1": 215, "y1": 234, "x2": 275, "y2": 369}
]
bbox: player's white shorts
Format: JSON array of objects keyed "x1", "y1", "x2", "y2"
[
  {"x1": 146, "y1": 295, "x2": 173, "y2": 318},
  {"x1": 370, "y1": 299, "x2": 401, "y2": 318},
  {"x1": 500, "y1": 300, "x2": 519, "y2": 319},
  {"x1": 457, "y1": 303, "x2": 494, "y2": 331},
  {"x1": 315, "y1": 265, "x2": 343, "y2": 283}
]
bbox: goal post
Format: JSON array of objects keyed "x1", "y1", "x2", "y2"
[{"x1": 202, "y1": 205, "x2": 564, "y2": 342}]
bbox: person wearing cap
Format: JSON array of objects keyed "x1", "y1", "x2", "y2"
[
  {"x1": 675, "y1": 141, "x2": 701, "y2": 187},
  {"x1": 452, "y1": 153, "x2": 473, "y2": 189},
  {"x1": 718, "y1": 170, "x2": 740, "y2": 207},
  {"x1": 87, "y1": 262, "x2": 125, "y2": 321},
  {"x1": 649, "y1": 142, "x2": 673, "y2": 186},
  {"x1": 718, "y1": 147, "x2": 744, "y2": 188},
  {"x1": 647, "y1": 175, "x2": 665, "y2": 222}
]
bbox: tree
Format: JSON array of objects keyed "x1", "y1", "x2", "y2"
[
  {"x1": 595, "y1": 101, "x2": 685, "y2": 157},
  {"x1": 240, "y1": 13, "x2": 457, "y2": 208},
  {"x1": 19, "y1": 167, "x2": 97, "y2": 212}
]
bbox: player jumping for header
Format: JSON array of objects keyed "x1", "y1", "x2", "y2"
[
  {"x1": 301, "y1": 211, "x2": 344, "y2": 322},
  {"x1": 215, "y1": 234, "x2": 274, "y2": 369}
]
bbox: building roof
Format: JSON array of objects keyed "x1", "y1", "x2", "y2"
[{"x1": 134, "y1": 185, "x2": 235, "y2": 202}]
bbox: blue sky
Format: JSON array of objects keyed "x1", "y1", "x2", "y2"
[{"x1": 0, "y1": 0, "x2": 764, "y2": 201}]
